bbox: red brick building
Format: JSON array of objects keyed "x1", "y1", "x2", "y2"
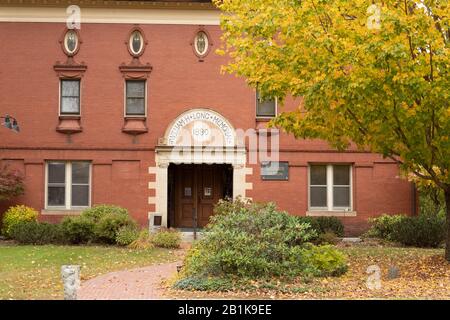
[{"x1": 0, "y1": 0, "x2": 416, "y2": 235}]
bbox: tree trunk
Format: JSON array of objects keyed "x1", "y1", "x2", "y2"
[{"x1": 445, "y1": 187, "x2": 450, "y2": 262}]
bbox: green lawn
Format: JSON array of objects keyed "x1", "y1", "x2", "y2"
[{"x1": 0, "y1": 243, "x2": 180, "y2": 300}]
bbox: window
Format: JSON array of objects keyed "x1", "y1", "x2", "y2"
[
  {"x1": 309, "y1": 164, "x2": 352, "y2": 211},
  {"x1": 256, "y1": 90, "x2": 276, "y2": 118},
  {"x1": 194, "y1": 31, "x2": 209, "y2": 56},
  {"x1": 60, "y1": 80, "x2": 80, "y2": 115},
  {"x1": 46, "y1": 161, "x2": 90, "y2": 209},
  {"x1": 125, "y1": 80, "x2": 146, "y2": 116},
  {"x1": 63, "y1": 30, "x2": 79, "y2": 55},
  {"x1": 129, "y1": 30, "x2": 144, "y2": 56}
]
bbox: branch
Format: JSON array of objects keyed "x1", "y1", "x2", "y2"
[{"x1": 404, "y1": 0, "x2": 417, "y2": 60}]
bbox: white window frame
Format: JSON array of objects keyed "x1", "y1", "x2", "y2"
[
  {"x1": 308, "y1": 164, "x2": 353, "y2": 212},
  {"x1": 45, "y1": 161, "x2": 92, "y2": 210},
  {"x1": 255, "y1": 90, "x2": 277, "y2": 119},
  {"x1": 59, "y1": 79, "x2": 81, "y2": 116},
  {"x1": 124, "y1": 80, "x2": 147, "y2": 118}
]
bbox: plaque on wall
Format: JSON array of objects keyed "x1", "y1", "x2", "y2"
[
  {"x1": 261, "y1": 161, "x2": 289, "y2": 180},
  {"x1": 184, "y1": 187, "x2": 192, "y2": 197}
]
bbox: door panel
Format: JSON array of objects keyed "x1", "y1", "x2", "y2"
[
  {"x1": 174, "y1": 164, "x2": 224, "y2": 228},
  {"x1": 175, "y1": 165, "x2": 196, "y2": 227}
]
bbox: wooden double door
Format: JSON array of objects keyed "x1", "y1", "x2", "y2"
[{"x1": 173, "y1": 164, "x2": 227, "y2": 228}]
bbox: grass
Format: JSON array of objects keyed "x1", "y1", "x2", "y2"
[
  {"x1": 168, "y1": 245, "x2": 450, "y2": 300},
  {"x1": 0, "y1": 243, "x2": 180, "y2": 300}
]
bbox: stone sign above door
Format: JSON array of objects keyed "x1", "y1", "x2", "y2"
[{"x1": 164, "y1": 109, "x2": 235, "y2": 147}]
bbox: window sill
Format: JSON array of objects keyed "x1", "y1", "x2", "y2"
[
  {"x1": 41, "y1": 209, "x2": 84, "y2": 216},
  {"x1": 256, "y1": 117, "x2": 275, "y2": 122},
  {"x1": 56, "y1": 117, "x2": 82, "y2": 134},
  {"x1": 122, "y1": 117, "x2": 148, "y2": 135},
  {"x1": 59, "y1": 115, "x2": 81, "y2": 120},
  {"x1": 306, "y1": 211, "x2": 357, "y2": 217}
]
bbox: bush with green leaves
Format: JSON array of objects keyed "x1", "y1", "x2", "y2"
[
  {"x1": 151, "y1": 228, "x2": 181, "y2": 248},
  {"x1": 297, "y1": 244, "x2": 348, "y2": 277},
  {"x1": 61, "y1": 216, "x2": 95, "y2": 244},
  {"x1": 366, "y1": 213, "x2": 446, "y2": 248},
  {"x1": 173, "y1": 276, "x2": 234, "y2": 292},
  {"x1": 296, "y1": 216, "x2": 344, "y2": 238},
  {"x1": 74, "y1": 205, "x2": 137, "y2": 244},
  {"x1": 178, "y1": 199, "x2": 346, "y2": 282},
  {"x1": 93, "y1": 211, "x2": 137, "y2": 244},
  {"x1": 128, "y1": 230, "x2": 154, "y2": 250},
  {"x1": 1, "y1": 205, "x2": 38, "y2": 237},
  {"x1": 9, "y1": 221, "x2": 65, "y2": 245},
  {"x1": 315, "y1": 231, "x2": 340, "y2": 245},
  {"x1": 116, "y1": 225, "x2": 139, "y2": 246}
]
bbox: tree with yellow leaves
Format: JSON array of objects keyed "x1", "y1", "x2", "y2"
[{"x1": 215, "y1": 0, "x2": 450, "y2": 260}]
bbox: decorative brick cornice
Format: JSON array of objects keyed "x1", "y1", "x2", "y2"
[
  {"x1": 54, "y1": 59, "x2": 88, "y2": 79},
  {"x1": 0, "y1": 0, "x2": 216, "y2": 10}
]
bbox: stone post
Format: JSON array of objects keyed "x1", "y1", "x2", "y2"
[{"x1": 61, "y1": 265, "x2": 80, "y2": 300}]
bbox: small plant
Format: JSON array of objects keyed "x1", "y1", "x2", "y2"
[
  {"x1": 299, "y1": 244, "x2": 348, "y2": 277},
  {"x1": 151, "y1": 228, "x2": 181, "y2": 249},
  {"x1": 9, "y1": 221, "x2": 65, "y2": 245},
  {"x1": 116, "y1": 225, "x2": 139, "y2": 246},
  {"x1": 1, "y1": 205, "x2": 38, "y2": 237},
  {"x1": 173, "y1": 276, "x2": 234, "y2": 292},
  {"x1": 128, "y1": 230, "x2": 154, "y2": 250}
]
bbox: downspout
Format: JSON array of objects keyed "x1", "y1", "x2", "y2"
[{"x1": 411, "y1": 182, "x2": 418, "y2": 216}]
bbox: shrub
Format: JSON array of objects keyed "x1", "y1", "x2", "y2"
[
  {"x1": 0, "y1": 165, "x2": 25, "y2": 201},
  {"x1": 10, "y1": 221, "x2": 65, "y2": 245},
  {"x1": 298, "y1": 244, "x2": 348, "y2": 277},
  {"x1": 365, "y1": 214, "x2": 406, "y2": 240},
  {"x1": 77, "y1": 205, "x2": 136, "y2": 244},
  {"x1": 316, "y1": 231, "x2": 339, "y2": 245},
  {"x1": 61, "y1": 216, "x2": 95, "y2": 244},
  {"x1": 1, "y1": 205, "x2": 38, "y2": 237},
  {"x1": 315, "y1": 217, "x2": 345, "y2": 237},
  {"x1": 128, "y1": 230, "x2": 154, "y2": 250},
  {"x1": 81, "y1": 204, "x2": 129, "y2": 223},
  {"x1": 390, "y1": 213, "x2": 446, "y2": 247},
  {"x1": 151, "y1": 228, "x2": 181, "y2": 248},
  {"x1": 116, "y1": 225, "x2": 139, "y2": 246},
  {"x1": 366, "y1": 213, "x2": 446, "y2": 248},
  {"x1": 93, "y1": 211, "x2": 137, "y2": 244},
  {"x1": 296, "y1": 216, "x2": 344, "y2": 237},
  {"x1": 179, "y1": 199, "x2": 346, "y2": 280}
]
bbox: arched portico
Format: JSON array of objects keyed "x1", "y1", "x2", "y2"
[{"x1": 148, "y1": 108, "x2": 252, "y2": 229}]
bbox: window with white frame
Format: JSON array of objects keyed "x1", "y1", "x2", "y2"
[
  {"x1": 309, "y1": 164, "x2": 352, "y2": 211},
  {"x1": 256, "y1": 90, "x2": 276, "y2": 118},
  {"x1": 46, "y1": 161, "x2": 91, "y2": 209},
  {"x1": 125, "y1": 80, "x2": 146, "y2": 116},
  {"x1": 60, "y1": 79, "x2": 80, "y2": 115}
]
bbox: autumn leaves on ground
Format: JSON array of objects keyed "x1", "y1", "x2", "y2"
[
  {"x1": 166, "y1": 244, "x2": 450, "y2": 300},
  {"x1": 1, "y1": 242, "x2": 449, "y2": 300}
]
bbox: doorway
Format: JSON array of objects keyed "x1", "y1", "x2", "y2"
[{"x1": 168, "y1": 164, "x2": 233, "y2": 228}]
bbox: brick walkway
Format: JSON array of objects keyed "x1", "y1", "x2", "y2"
[{"x1": 78, "y1": 261, "x2": 180, "y2": 300}]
